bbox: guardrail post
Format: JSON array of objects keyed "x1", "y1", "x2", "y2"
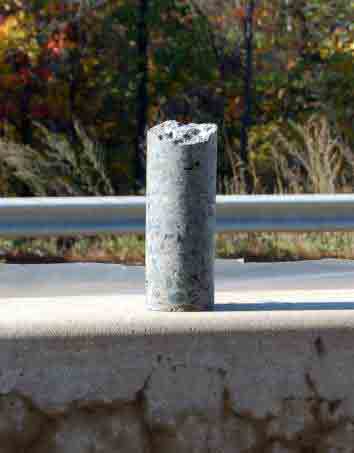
[{"x1": 146, "y1": 121, "x2": 218, "y2": 311}]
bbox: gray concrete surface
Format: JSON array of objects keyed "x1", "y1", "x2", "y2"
[
  {"x1": 1, "y1": 260, "x2": 354, "y2": 451},
  {"x1": 1, "y1": 259, "x2": 354, "y2": 300}
]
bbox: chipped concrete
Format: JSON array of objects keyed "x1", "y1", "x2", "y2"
[
  {"x1": 149, "y1": 120, "x2": 217, "y2": 146},
  {"x1": 0, "y1": 261, "x2": 354, "y2": 451}
]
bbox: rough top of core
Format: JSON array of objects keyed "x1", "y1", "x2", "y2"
[{"x1": 150, "y1": 120, "x2": 217, "y2": 146}]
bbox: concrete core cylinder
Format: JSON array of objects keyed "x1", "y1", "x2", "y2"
[{"x1": 146, "y1": 120, "x2": 218, "y2": 311}]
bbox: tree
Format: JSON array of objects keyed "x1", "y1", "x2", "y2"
[
  {"x1": 0, "y1": 0, "x2": 352, "y2": 196},
  {"x1": 239, "y1": 0, "x2": 256, "y2": 193},
  {"x1": 135, "y1": 0, "x2": 149, "y2": 191}
]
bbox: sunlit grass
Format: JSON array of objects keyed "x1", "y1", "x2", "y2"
[
  {"x1": 1, "y1": 232, "x2": 354, "y2": 264},
  {"x1": 216, "y1": 232, "x2": 354, "y2": 261}
]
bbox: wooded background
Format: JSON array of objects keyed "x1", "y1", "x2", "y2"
[{"x1": 0, "y1": 0, "x2": 353, "y2": 196}]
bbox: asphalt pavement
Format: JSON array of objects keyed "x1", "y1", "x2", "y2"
[{"x1": 1, "y1": 259, "x2": 354, "y2": 303}]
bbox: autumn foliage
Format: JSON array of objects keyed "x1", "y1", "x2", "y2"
[{"x1": 0, "y1": 0, "x2": 353, "y2": 195}]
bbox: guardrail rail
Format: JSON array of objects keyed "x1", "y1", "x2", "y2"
[{"x1": 0, "y1": 194, "x2": 353, "y2": 237}]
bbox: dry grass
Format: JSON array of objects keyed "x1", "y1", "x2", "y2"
[
  {"x1": 0, "y1": 120, "x2": 114, "y2": 196},
  {"x1": 1, "y1": 232, "x2": 354, "y2": 264},
  {"x1": 268, "y1": 114, "x2": 353, "y2": 194},
  {"x1": 0, "y1": 235, "x2": 145, "y2": 265},
  {"x1": 216, "y1": 232, "x2": 354, "y2": 262},
  {"x1": 245, "y1": 114, "x2": 353, "y2": 194}
]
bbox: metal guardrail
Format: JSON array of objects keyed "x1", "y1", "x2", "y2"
[{"x1": 0, "y1": 195, "x2": 353, "y2": 237}]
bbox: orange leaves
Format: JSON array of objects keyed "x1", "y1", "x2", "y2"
[
  {"x1": 213, "y1": 15, "x2": 226, "y2": 25},
  {"x1": 232, "y1": 5, "x2": 272, "y2": 25},
  {"x1": 0, "y1": 11, "x2": 34, "y2": 71},
  {"x1": 226, "y1": 96, "x2": 244, "y2": 121},
  {"x1": 35, "y1": 66, "x2": 53, "y2": 82},
  {"x1": 286, "y1": 60, "x2": 296, "y2": 71},
  {"x1": 232, "y1": 7, "x2": 246, "y2": 20},
  {"x1": 0, "y1": 72, "x2": 28, "y2": 89},
  {"x1": 0, "y1": 14, "x2": 18, "y2": 37},
  {"x1": 45, "y1": 25, "x2": 77, "y2": 57},
  {"x1": 0, "y1": 10, "x2": 28, "y2": 41},
  {"x1": 44, "y1": 2, "x2": 79, "y2": 16},
  {"x1": 46, "y1": 37, "x2": 62, "y2": 56}
]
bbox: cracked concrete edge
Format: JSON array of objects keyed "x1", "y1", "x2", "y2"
[
  {"x1": 2, "y1": 379, "x2": 352, "y2": 453},
  {"x1": 2, "y1": 302, "x2": 354, "y2": 453},
  {"x1": 1, "y1": 331, "x2": 354, "y2": 452},
  {"x1": 1, "y1": 294, "x2": 354, "y2": 413}
]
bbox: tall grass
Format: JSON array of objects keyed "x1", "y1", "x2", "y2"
[
  {"x1": 265, "y1": 114, "x2": 353, "y2": 194},
  {"x1": 216, "y1": 114, "x2": 353, "y2": 195},
  {"x1": 0, "y1": 120, "x2": 114, "y2": 196}
]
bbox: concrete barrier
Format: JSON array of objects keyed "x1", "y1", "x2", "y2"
[{"x1": 1, "y1": 262, "x2": 354, "y2": 452}]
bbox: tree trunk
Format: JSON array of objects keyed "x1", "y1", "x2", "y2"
[
  {"x1": 20, "y1": 85, "x2": 32, "y2": 145},
  {"x1": 239, "y1": 0, "x2": 256, "y2": 194},
  {"x1": 135, "y1": 0, "x2": 149, "y2": 192}
]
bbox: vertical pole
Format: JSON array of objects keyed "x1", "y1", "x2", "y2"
[
  {"x1": 135, "y1": 0, "x2": 149, "y2": 192},
  {"x1": 240, "y1": 0, "x2": 256, "y2": 194},
  {"x1": 146, "y1": 121, "x2": 217, "y2": 311}
]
